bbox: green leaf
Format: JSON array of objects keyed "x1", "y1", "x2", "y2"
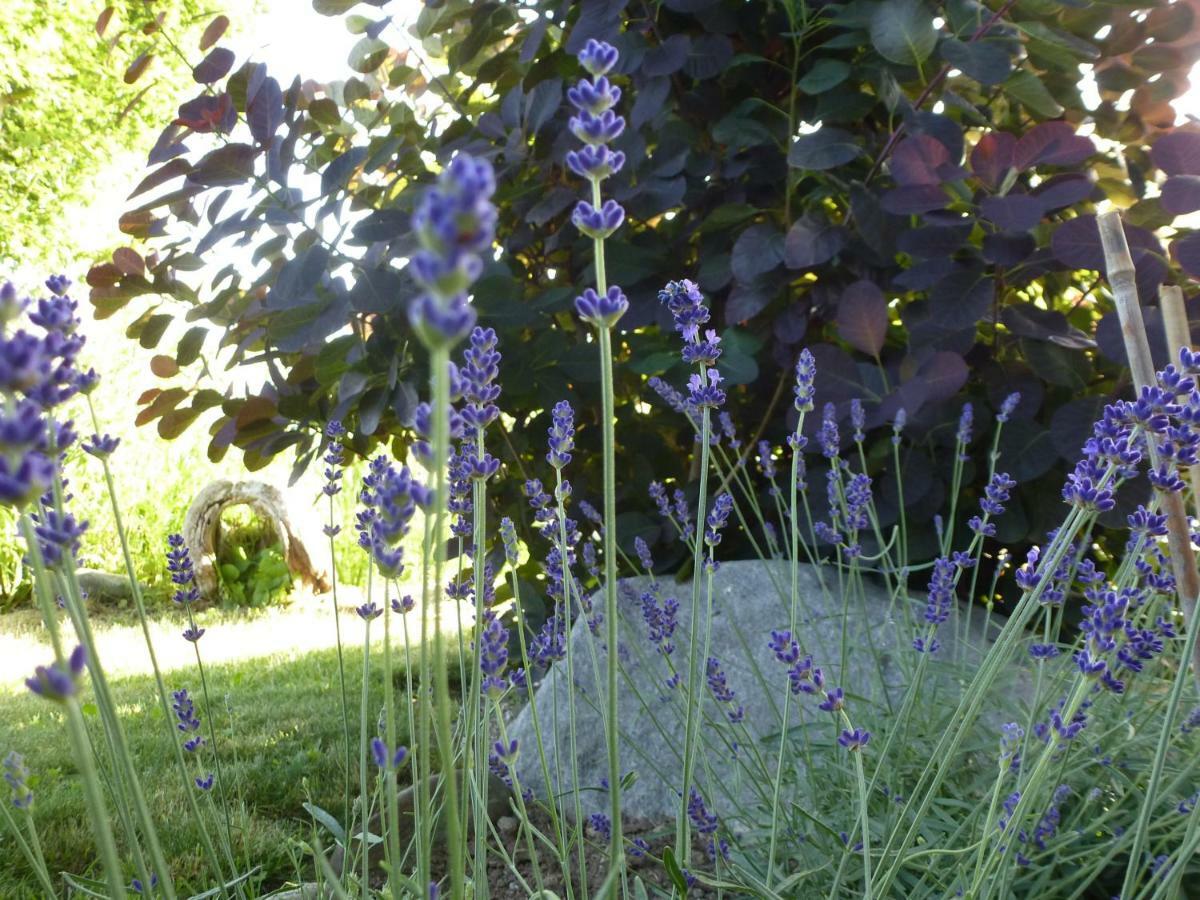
[
  {"x1": 176, "y1": 326, "x2": 207, "y2": 366},
  {"x1": 138, "y1": 313, "x2": 173, "y2": 350},
  {"x1": 869, "y1": 0, "x2": 937, "y2": 68},
  {"x1": 1004, "y1": 70, "x2": 1064, "y2": 118},
  {"x1": 662, "y1": 847, "x2": 689, "y2": 895},
  {"x1": 313, "y1": 0, "x2": 358, "y2": 14},
  {"x1": 797, "y1": 58, "x2": 851, "y2": 93}
]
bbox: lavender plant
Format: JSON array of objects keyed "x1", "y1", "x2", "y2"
[{"x1": 7, "y1": 34, "x2": 1200, "y2": 900}]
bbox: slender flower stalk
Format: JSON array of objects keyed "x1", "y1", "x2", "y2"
[
  {"x1": 318, "y1": 419, "x2": 353, "y2": 882},
  {"x1": 567, "y1": 38, "x2": 629, "y2": 883},
  {"x1": 657, "y1": 278, "x2": 724, "y2": 864},
  {"x1": 408, "y1": 152, "x2": 497, "y2": 898}
]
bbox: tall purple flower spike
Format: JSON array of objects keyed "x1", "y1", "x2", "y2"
[{"x1": 408, "y1": 154, "x2": 498, "y2": 349}]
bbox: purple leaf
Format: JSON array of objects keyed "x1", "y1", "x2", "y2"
[
  {"x1": 128, "y1": 158, "x2": 191, "y2": 199},
  {"x1": 731, "y1": 224, "x2": 785, "y2": 283},
  {"x1": 643, "y1": 34, "x2": 691, "y2": 77},
  {"x1": 147, "y1": 124, "x2": 188, "y2": 165},
  {"x1": 193, "y1": 47, "x2": 236, "y2": 85},
  {"x1": 1000, "y1": 303, "x2": 1094, "y2": 349},
  {"x1": 930, "y1": 268, "x2": 993, "y2": 331},
  {"x1": 896, "y1": 223, "x2": 971, "y2": 258},
  {"x1": 890, "y1": 134, "x2": 950, "y2": 186},
  {"x1": 186, "y1": 143, "x2": 257, "y2": 187},
  {"x1": 915, "y1": 351, "x2": 968, "y2": 402},
  {"x1": 1012, "y1": 122, "x2": 1095, "y2": 170},
  {"x1": 1051, "y1": 215, "x2": 1166, "y2": 294},
  {"x1": 684, "y1": 34, "x2": 733, "y2": 80},
  {"x1": 1162, "y1": 175, "x2": 1200, "y2": 216},
  {"x1": 247, "y1": 76, "x2": 283, "y2": 145},
  {"x1": 788, "y1": 128, "x2": 861, "y2": 170},
  {"x1": 971, "y1": 132, "x2": 1015, "y2": 188},
  {"x1": 894, "y1": 258, "x2": 956, "y2": 290},
  {"x1": 784, "y1": 218, "x2": 843, "y2": 269},
  {"x1": 837, "y1": 280, "x2": 888, "y2": 356},
  {"x1": 982, "y1": 233, "x2": 1035, "y2": 266},
  {"x1": 1151, "y1": 132, "x2": 1200, "y2": 176},
  {"x1": 980, "y1": 194, "x2": 1044, "y2": 232},
  {"x1": 725, "y1": 281, "x2": 773, "y2": 324},
  {"x1": 773, "y1": 303, "x2": 808, "y2": 344},
  {"x1": 880, "y1": 185, "x2": 947, "y2": 215},
  {"x1": 1031, "y1": 173, "x2": 1094, "y2": 212},
  {"x1": 1174, "y1": 232, "x2": 1200, "y2": 278}
]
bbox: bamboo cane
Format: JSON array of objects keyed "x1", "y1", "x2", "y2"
[
  {"x1": 1097, "y1": 211, "x2": 1200, "y2": 682},
  {"x1": 1158, "y1": 285, "x2": 1200, "y2": 523}
]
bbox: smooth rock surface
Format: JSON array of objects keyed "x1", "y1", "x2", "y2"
[
  {"x1": 76, "y1": 568, "x2": 138, "y2": 604},
  {"x1": 506, "y1": 559, "x2": 1017, "y2": 825}
]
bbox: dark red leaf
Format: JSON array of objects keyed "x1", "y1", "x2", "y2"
[
  {"x1": 837, "y1": 280, "x2": 888, "y2": 356},
  {"x1": 1012, "y1": 122, "x2": 1095, "y2": 170},
  {"x1": 112, "y1": 247, "x2": 145, "y2": 277},
  {"x1": 784, "y1": 219, "x2": 843, "y2": 269},
  {"x1": 150, "y1": 355, "x2": 179, "y2": 378},
  {"x1": 175, "y1": 93, "x2": 235, "y2": 134},
  {"x1": 124, "y1": 53, "x2": 153, "y2": 84},
  {"x1": 890, "y1": 134, "x2": 950, "y2": 186},
  {"x1": 970, "y1": 132, "x2": 1015, "y2": 188},
  {"x1": 193, "y1": 47, "x2": 236, "y2": 85},
  {"x1": 95, "y1": 6, "x2": 114, "y2": 37},
  {"x1": 200, "y1": 15, "x2": 230, "y2": 52}
]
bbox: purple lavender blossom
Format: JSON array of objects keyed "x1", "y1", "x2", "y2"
[
  {"x1": 357, "y1": 457, "x2": 428, "y2": 578},
  {"x1": 370, "y1": 737, "x2": 408, "y2": 770},
  {"x1": 460, "y1": 327, "x2": 501, "y2": 434},
  {"x1": 850, "y1": 399, "x2": 865, "y2": 442},
  {"x1": 499, "y1": 517, "x2": 519, "y2": 566},
  {"x1": 322, "y1": 420, "x2": 346, "y2": 497},
  {"x1": 997, "y1": 392, "x2": 1021, "y2": 423},
  {"x1": 82, "y1": 433, "x2": 120, "y2": 459},
  {"x1": 479, "y1": 609, "x2": 510, "y2": 698},
  {"x1": 891, "y1": 408, "x2": 906, "y2": 446},
  {"x1": 793, "y1": 349, "x2": 816, "y2": 413},
  {"x1": 25, "y1": 644, "x2": 86, "y2": 702},
  {"x1": 166, "y1": 534, "x2": 200, "y2": 606},
  {"x1": 574, "y1": 286, "x2": 629, "y2": 328},
  {"x1": 838, "y1": 728, "x2": 871, "y2": 751},
  {"x1": 547, "y1": 400, "x2": 575, "y2": 469},
  {"x1": 704, "y1": 493, "x2": 734, "y2": 547},
  {"x1": 818, "y1": 403, "x2": 839, "y2": 459},
  {"x1": 408, "y1": 154, "x2": 497, "y2": 348},
  {"x1": 956, "y1": 403, "x2": 974, "y2": 456},
  {"x1": 4, "y1": 751, "x2": 33, "y2": 810}
]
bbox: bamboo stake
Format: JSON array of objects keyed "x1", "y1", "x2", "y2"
[
  {"x1": 1159, "y1": 284, "x2": 1200, "y2": 523},
  {"x1": 1097, "y1": 211, "x2": 1200, "y2": 682}
]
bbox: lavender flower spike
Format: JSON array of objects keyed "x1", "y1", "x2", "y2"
[{"x1": 408, "y1": 154, "x2": 498, "y2": 349}]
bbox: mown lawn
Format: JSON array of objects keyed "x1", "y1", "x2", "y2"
[{"x1": 0, "y1": 642, "x2": 418, "y2": 896}]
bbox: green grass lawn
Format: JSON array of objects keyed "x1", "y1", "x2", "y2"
[{"x1": 0, "y1": 643, "x2": 414, "y2": 896}]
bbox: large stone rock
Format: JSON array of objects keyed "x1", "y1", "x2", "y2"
[
  {"x1": 181, "y1": 480, "x2": 331, "y2": 603},
  {"x1": 506, "y1": 559, "x2": 1018, "y2": 825},
  {"x1": 76, "y1": 568, "x2": 139, "y2": 604}
]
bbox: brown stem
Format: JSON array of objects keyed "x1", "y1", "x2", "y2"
[{"x1": 1098, "y1": 211, "x2": 1200, "y2": 684}]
